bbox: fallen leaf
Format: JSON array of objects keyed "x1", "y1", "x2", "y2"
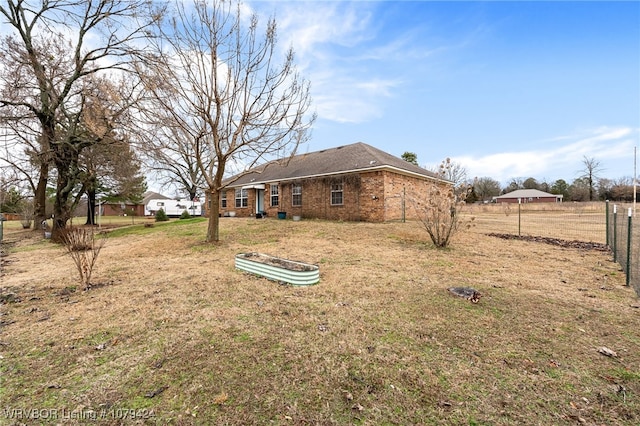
[
  {"x1": 145, "y1": 386, "x2": 168, "y2": 398},
  {"x1": 597, "y1": 347, "x2": 617, "y2": 357},
  {"x1": 213, "y1": 392, "x2": 228, "y2": 405}
]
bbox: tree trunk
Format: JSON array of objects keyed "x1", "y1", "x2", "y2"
[
  {"x1": 51, "y1": 145, "x2": 80, "y2": 241},
  {"x1": 188, "y1": 184, "x2": 198, "y2": 201},
  {"x1": 32, "y1": 166, "x2": 48, "y2": 232},
  {"x1": 34, "y1": 121, "x2": 55, "y2": 232},
  {"x1": 85, "y1": 185, "x2": 97, "y2": 225},
  {"x1": 206, "y1": 188, "x2": 221, "y2": 243},
  {"x1": 51, "y1": 181, "x2": 73, "y2": 242}
]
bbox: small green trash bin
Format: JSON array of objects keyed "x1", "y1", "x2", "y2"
[{"x1": 277, "y1": 212, "x2": 286, "y2": 220}]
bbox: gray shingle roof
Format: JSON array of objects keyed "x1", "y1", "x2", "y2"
[
  {"x1": 495, "y1": 189, "x2": 563, "y2": 199},
  {"x1": 143, "y1": 191, "x2": 171, "y2": 205},
  {"x1": 225, "y1": 142, "x2": 445, "y2": 187}
]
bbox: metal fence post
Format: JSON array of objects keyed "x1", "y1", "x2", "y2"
[
  {"x1": 613, "y1": 204, "x2": 618, "y2": 262},
  {"x1": 402, "y1": 186, "x2": 406, "y2": 223},
  {"x1": 605, "y1": 200, "x2": 610, "y2": 247},
  {"x1": 626, "y1": 208, "x2": 632, "y2": 287},
  {"x1": 518, "y1": 198, "x2": 521, "y2": 236}
]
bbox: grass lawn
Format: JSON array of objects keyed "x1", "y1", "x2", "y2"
[{"x1": 1, "y1": 215, "x2": 639, "y2": 425}]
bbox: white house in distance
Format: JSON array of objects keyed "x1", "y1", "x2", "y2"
[
  {"x1": 493, "y1": 189, "x2": 563, "y2": 204},
  {"x1": 145, "y1": 198, "x2": 203, "y2": 217}
]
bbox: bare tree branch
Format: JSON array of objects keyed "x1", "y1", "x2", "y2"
[
  {"x1": 138, "y1": 0, "x2": 315, "y2": 242},
  {"x1": 0, "y1": 0, "x2": 163, "y2": 240}
]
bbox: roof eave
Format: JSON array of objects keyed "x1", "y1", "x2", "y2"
[{"x1": 224, "y1": 165, "x2": 452, "y2": 188}]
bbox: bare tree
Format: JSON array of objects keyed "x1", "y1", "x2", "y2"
[
  {"x1": 140, "y1": 0, "x2": 315, "y2": 242},
  {"x1": 569, "y1": 177, "x2": 590, "y2": 201},
  {"x1": 522, "y1": 177, "x2": 539, "y2": 189},
  {"x1": 138, "y1": 119, "x2": 210, "y2": 201},
  {"x1": 71, "y1": 76, "x2": 147, "y2": 225},
  {"x1": 434, "y1": 158, "x2": 468, "y2": 196},
  {"x1": 0, "y1": 0, "x2": 161, "y2": 240},
  {"x1": 580, "y1": 156, "x2": 603, "y2": 201},
  {"x1": 474, "y1": 176, "x2": 501, "y2": 202},
  {"x1": 503, "y1": 177, "x2": 524, "y2": 194}
]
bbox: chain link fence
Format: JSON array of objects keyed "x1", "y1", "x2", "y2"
[
  {"x1": 606, "y1": 202, "x2": 640, "y2": 296},
  {"x1": 462, "y1": 202, "x2": 639, "y2": 296},
  {"x1": 465, "y1": 202, "x2": 605, "y2": 243}
]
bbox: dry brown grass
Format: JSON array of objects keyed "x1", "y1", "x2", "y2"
[
  {"x1": 1, "y1": 215, "x2": 639, "y2": 425},
  {"x1": 465, "y1": 202, "x2": 606, "y2": 243}
]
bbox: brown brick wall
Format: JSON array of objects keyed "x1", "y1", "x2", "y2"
[
  {"x1": 209, "y1": 170, "x2": 450, "y2": 222},
  {"x1": 382, "y1": 171, "x2": 450, "y2": 221}
]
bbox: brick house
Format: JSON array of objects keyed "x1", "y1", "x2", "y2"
[
  {"x1": 493, "y1": 189, "x2": 563, "y2": 204},
  {"x1": 206, "y1": 142, "x2": 451, "y2": 222}
]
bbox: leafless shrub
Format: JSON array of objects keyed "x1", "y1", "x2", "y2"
[
  {"x1": 60, "y1": 228, "x2": 105, "y2": 290},
  {"x1": 412, "y1": 159, "x2": 474, "y2": 248},
  {"x1": 18, "y1": 199, "x2": 34, "y2": 229}
]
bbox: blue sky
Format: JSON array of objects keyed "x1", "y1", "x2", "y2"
[{"x1": 250, "y1": 0, "x2": 640, "y2": 185}]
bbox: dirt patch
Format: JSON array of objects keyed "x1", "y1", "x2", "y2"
[{"x1": 487, "y1": 232, "x2": 610, "y2": 251}]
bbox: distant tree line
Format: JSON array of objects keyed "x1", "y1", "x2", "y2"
[{"x1": 400, "y1": 153, "x2": 636, "y2": 204}]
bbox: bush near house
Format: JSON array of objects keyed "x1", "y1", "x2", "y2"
[{"x1": 155, "y1": 209, "x2": 169, "y2": 222}]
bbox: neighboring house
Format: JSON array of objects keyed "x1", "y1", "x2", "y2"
[
  {"x1": 146, "y1": 198, "x2": 203, "y2": 217},
  {"x1": 90, "y1": 191, "x2": 171, "y2": 217},
  {"x1": 143, "y1": 191, "x2": 204, "y2": 217},
  {"x1": 95, "y1": 190, "x2": 170, "y2": 217},
  {"x1": 143, "y1": 191, "x2": 171, "y2": 207},
  {"x1": 142, "y1": 191, "x2": 171, "y2": 216},
  {"x1": 205, "y1": 142, "x2": 451, "y2": 222},
  {"x1": 493, "y1": 189, "x2": 563, "y2": 204},
  {"x1": 102, "y1": 201, "x2": 145, "y2": 216}
]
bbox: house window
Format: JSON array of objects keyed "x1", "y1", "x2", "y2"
[
  {"x1": 292, "y1": 184, "x2": 302, "y2": 206},
  {"x1": 331, "y1": 182, "x2": 343, "y2": 205},
  {"x1": 221, "y1": 191, "x2": 227, "y2": 208},
  {"x1": 235, "y1": 188, "x2": 248, "y2": 208},
  {"x1": 270, "y1": 185, "x2": 279, "y2": 207}
]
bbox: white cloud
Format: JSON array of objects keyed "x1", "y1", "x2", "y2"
[
  {"x1": 273, "y1": 2, "x2": 374, "y2": 56},
  {"x1": 253, "y1": 1, "x2": 413, "y2": 124},
  {"x1": 454, "y1": 127, "x2": 640, "y2": 183}
]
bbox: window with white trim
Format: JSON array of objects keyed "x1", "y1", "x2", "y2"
[
  {"x1": 270, "y1": 185, "x2": 279, "y2": 207},
  {"x1": 330, "y1": 182, "x2": 343, "y2": 205},
  {"x1": 221, "y1": 191, "x2": 227, "y2": 208},
  {"x1": 292, "y1": 184, "x2": 302, "y2": 206},
  {"x1": 235, "y1": 188, "x2": 248, "y2": 208}
]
